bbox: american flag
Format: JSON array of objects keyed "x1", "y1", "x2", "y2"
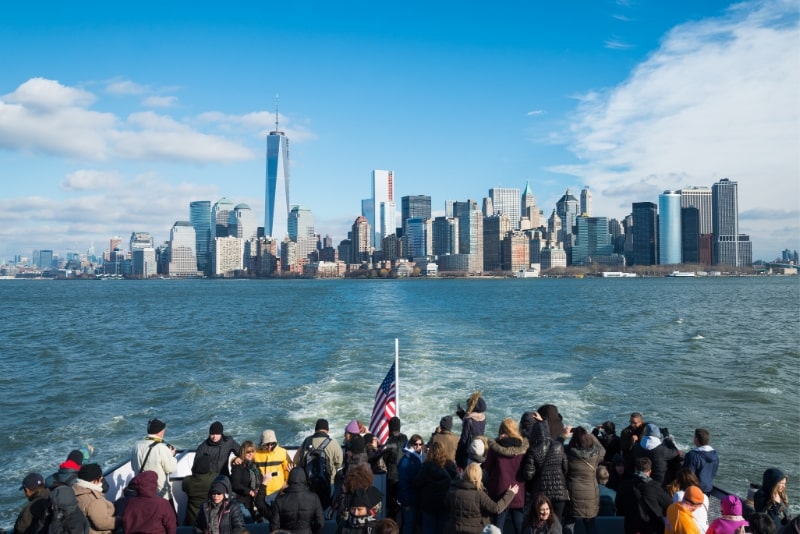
[{"x1": 369, "y1": 363, "x2": 397, "y2": 444}]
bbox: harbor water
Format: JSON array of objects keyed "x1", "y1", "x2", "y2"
[{"x1": 0, "y1": 276, "x2": 798, "y2": 524}]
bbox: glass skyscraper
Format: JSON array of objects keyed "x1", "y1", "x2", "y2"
[
  {"x1": 190, "y1": 200, "x2": 212, "y2": 274},
  {"x1": 632, "y1": 202, "x2": 658, "y2": 266},
  {"x1": 712, "y1": 178, "x2": 751, "y2": 267},
  {"x1": 658, "y1": 190, "x2": 682, "y2": 264},
  {"x1": 489, "y1": 187, "x2": 521, "y2": 229},
  {"x1": 265, "y1": 115, "x2": 290, "y2": 240}
]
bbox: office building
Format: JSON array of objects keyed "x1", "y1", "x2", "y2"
[
  {"x1": 129, "y1": 232, "x2": 154, "y2": 252},
  {"x1": 288, "y1": 205, "x2": 316, "y2": 261},
  {"x1": 39, "y1": 250, "x2": 53, "y2": 270},
  {"x1": 503, "y1": 231, "x2": 530, "y2": 271},
  {"x1": 541, "y1": 244, "x2": 567, "y2": 270},
  {"x1": 351, "y1": 215, "x2": 371, "y2": 265},
  {"x1": 432, "y1": 216, "x2": 459, "y2": 256},
  {"x1": 212, "y1": 198, "x2": 234, "y2": 238},
  {"x1": 168, "y1": 221, "x2": 197, "y2": 277},
  {"x1": 680, "y1": 187, "x2": 713, "y2": 235},
  {"x1": 190, "y1": 200, "x2": 212, "y2": 274},
  {"x1": 230, "y1": 203, "x2": 258, "y2": 241},
  {"x1": 658, "y1": 190, "x2": 682, "y2": 265},
  {"x1": 483, "y1": 213, "x2": 512, "y2": 271},
  {"x1": 401, "y1": 195, "x2": 431, "y2": 237},
  {"x1": 213, "y1": 236, "x2": 244, "y2": 276},
  {"x1": 264, "y1": 109, "x2": 290, "y2": 240},
  {"x1": 556, "y1": 189, "x2": 580, "y2": 243},
  {"x1": 632, "y1": 202, "x2": 658, "y2": 266},
  {"x1": 380, "y1": 201, "x2": 397, "y2": 242},
  {"x1": 406, "y1": 217, "x2": 429, "y2": 259},
  {"x1": 681, "y1": 207, "x2": 701, "y2": 264},
  {"x1": 521, "y1": 182, "x2": 542, "y2": 229},
  {"x1": 364, "y1": 170, "x2": 394, "y2": 249},
  {"x1": 712, "y1": 178, "x2": 751, "y2": 267},
  {"x1": 572, "y1": 216, "x2": 613, "y2": 266},
  {"x1": 455, "y1": 200, "x2": 483, "y2": 273},
  {"x1": 132, "y1": 247, "x2": 156, "y2": 278},
  {"x1": 489, "y1": 187, "x2": 521, "y2": 229},
  {"x1": 580, "y1": 186, "x2": 592, "y2": 216}
]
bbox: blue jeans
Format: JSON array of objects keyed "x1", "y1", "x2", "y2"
[
  {"x1": 421, "y1": 510, "x2": 447, "y2": 534},
  {"x1": 494, "y1": 508, "x2": 524, "y2": 534}
]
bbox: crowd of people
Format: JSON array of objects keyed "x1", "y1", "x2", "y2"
[{"x1": 9, "y1": 393, "x2": 797, "y2": 534}]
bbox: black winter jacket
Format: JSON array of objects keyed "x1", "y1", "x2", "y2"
[
  {"x1": 521, "y1": 421, "x2": 569, "y2": 503},
  {"x1": 270, "y1": 469, "x2": 325, "y2": 534}
]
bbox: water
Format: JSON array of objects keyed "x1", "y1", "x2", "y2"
[{"x1": 1, "y1": 277, "x2": 798, "y2": 524}]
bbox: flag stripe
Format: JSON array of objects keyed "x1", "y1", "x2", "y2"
[{"x1": 369, "y1": 363, "x2": 397, "y2": 444}]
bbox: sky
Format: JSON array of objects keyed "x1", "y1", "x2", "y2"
[{"x1": 0, "y1": 0, "x2": 798, "y2": 262}]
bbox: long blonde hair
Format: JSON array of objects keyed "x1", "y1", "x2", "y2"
[
  {"x1": 463, "y1": 462, "x2": 484, "y2": 491},
  {"x1": 498, "y1": 417, "x2": 523, "y2": 441}
]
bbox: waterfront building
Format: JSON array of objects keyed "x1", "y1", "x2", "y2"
[
  {"x1": 503, "y1": 231, "x2": 530, "y2": 271},
  {"x1": 380, "y1": 201, "x2": 397, "y2": 246},
  {"x1": 212, "y1": 236, "x2": 243, "y2": 276},
  {"x1": 712, "y1": 178, "x2": 751, "y2": 267},
  {"x1": 212, "y1": 198, "x2": 234, "y2": 238},
  {"x1": 680, "y1": 186, "x2": 713, "y2": 235},
  {"x1": 256, "y1": 237, "x2": 279, "y2": 276},
  {"x1": 489, "y1": 187, "x2": 522, "y2": 229},
  {"x1": 129, "y1": 232, "x2": 154, "y2": 252},
  {"x1": 529, "y1": 229, "x2": 545, "y2": 265},
  {"x1": 264, "y1": 109, "x2": 290, "y2": 240},
  {"x1": 351, "y1": 215, "x2": 372, "y2": 265},
  {"x1": 364, "y1": 170, "x2": 394, "y2": 250},
  {"x1": 131, "y1": 247, "x2": 156, "y2": 278},
  {"x1": 401, "y1": 195, "x2": 431, "y2": 238},
  {"x1": 288, "y1": 205, "x2": 316, "y2": 261},
  {"x1": 168, "y1": 221, "x2": 198, "y2": 277},
  {"x1": 432, "y1": 216, "x2": 459, "y2": 256},
  {"x1": 437, "y1": 253, "x2": 472, "y2": 272},
  {"x1": 681, "y1": 207, "x2": 701, "y2": 264},
  {"x1": 190, "y1": 200, "x2": 212, "y2": 274},
  {"x1": 547, "y1": 210, "x2": 562, "y2": 245},
  {"x1": 541, "y1": 244, "x2": 567, "y2": 270},
  {"x1": 580, "y1": 186, "x2": 592, "y2": 216},
  {"x1": 609, "y1": 218, "x2": 625, "y2": 254},
  {"x1": 38, "y1": 249, "x2": 54, "y2": 270},
  {"x1": 521, "y1": 181, "x2": 542, "y2": 229},
  {"x1": 658, "y1": 190, "x2": 682, "y2": 265},
  {"x1": 483, "y1": 213, "x2": 512, "y2": 272},
  {"x1": 406, "y1": 217, "x2": 429, "y2": 259},
  {"x1": 281, "y1": 240, "x2": 300, "y2": 273},
  {"x1": 381, "y1": 233, "x2": 401, "y2": 262},
  {"x1": 230, "y1": 203, "x2": 258, "y2": 241},
  {"x1": 455, "y1": 200, "x2": 483, "y2": 273},
  {"x1": 572, "y1": 215, "x2": 613, "y2": 266},
  {"x1": 632, "y1": 202, "x2": 658, "y2": 266},
  {"x1": 556, "y1": 189, "x2": 580, "y2": 244}
]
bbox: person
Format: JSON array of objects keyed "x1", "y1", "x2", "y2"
[
  {"x1": 194, "y1": 477, "x2": 246, "y2": 534},
  {"x1": 633, "y1": 424, "x2": 680, "y2": 486},
  {"x1": 293, "y1": 418, "x2": 344, "y2": 509},
  {"x1": 749, "y1": 513, "x2": 777, "y2": 534},
  {"x1": 707, "y1": 495, "x2": 748, "y2": 534},
  {"x1": 269, "y1": 468, "x2": 325, "y2": 534},
  {"x1": 682, "y1": 429, "x2": 719, "y2": 494},
  {"x1": 344, "y1": 420, "x2": 368, "y2": 449},
  {"x1": 526, "y1": 493, "x2": 563, "y2": 534},
  {"x1": 48, "y1": 485, "x2": 90, "y2": 534},
  {"x1": 414, "y1": 440, "x2": 457, "y2": 534},
  {"x1": 596, "y1": 466, "x2": 617, "y2": 517},
  {"x1": 445, "y1": 462, "x2": 519, "y2": 534},
  {"x1": 14, "y1": 473, "x2": 50, "y2": 534},
  {"x1": 375, "y1": 518, "x2": 400, "y2": 534},
  {"x1": 427, "y1": 415, "x2": 460, "y2": 463},
  {"x1": 484, "y1": 417, "x2": 529, "y2": 534},
  {"x1": 73, "y1": 463, "x2": 118, "y2": 534},
  {"x1": 229, "y1": 440, "x2": 262, "y2": 521},
  {"x1": 564, "y1": 426, "x2": 605, "y2": 534},
  {"x1": 121, "y1": 470, "x2": 176, "y2": 534},
  {"x1": 332, "y1": 464, "x2": 383, "y2": 531},
  {"x1": 195, "y1": 421, "x2": 240, "y2": 477},
  {"x1": 592, "y1": 421, "x2": 621, "y2": 465},
  {"x1": 669, "y1": 468, "x2": 709, "y2": 534},
  {"x1": 606, "y1": 454, "x2": 629, "y2": 492},
  {"x1": 252, "y1": 428, "x2": 291, "y2": 507},
  {"x1": 182, "y1": 455, "x2": 217, "y2": 527},
  {"x1": 615, "y1": 457, "x2": 671, "y2": 534},
  {"x1": 130, "y1": 418, "x2": 178, "y2": 501},
  {"x1": 520, "y1": 413, "x2": 569, "y2": 520},
  {"x1": 754, "y1": 468, "x2": 792, "y2": 529},
  {"x1": 456, "y1": 391, "x2": 487, "y2": 469},
  {"x1": 620, "y1": 413, "x2": 646, "y2": 474},
  {"x1": 383, "y1": 416, "x2": 409, "y2": 521},
  {"x1": 666, "y1": 485, "x2": 706, "y2": 534},
  {"x1": 340, "y1": 487, "x2": 383, "y2": 534},
  {"x1": 468, "y1": 436, "x2": 489, "y2": 467},
  {"x1": 537, "y1": 405, "x2": 567, "y2": 444},
  {"x1": 46, "y1": 449, "x2": 87, "y2": 489},
  {"x1": 365, "y1": 433, "x2": 388, "y2": 474},
  {"x1": 397, "y1": 434, "x2": 424, "y2": 534}
]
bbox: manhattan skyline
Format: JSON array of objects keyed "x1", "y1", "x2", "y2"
[{"x1": 0, "y1": 1, "x2": 797, "y2": 262}]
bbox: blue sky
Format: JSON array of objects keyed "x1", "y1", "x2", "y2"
[{"x1": 0, "y1": 0, "x2": 797, "y2": 262}]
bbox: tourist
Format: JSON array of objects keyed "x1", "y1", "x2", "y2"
[
  {"x1": 253, "y1": 428, "x2": 291, "y2": 507},
  {"x1": 668, "y1": 468, "x2": 709, "y2": 534},
  {"x1": 229, "y1": 440, "x2": 262, "y2": 522},
  {"x1": 596, "y1": 465, "x2": 617, "y2": 517},
  {"x1": 592, "y1": 421, "x2": 621, "y2": 464},
  {"x1": 748, "y1": 513, "x2": 777, "y2": 534},
  {"x1": 485, "y1": 417, "x2": 529, "y2": 534},
  {"x1": 707, "y1": 495, "x2": 748, "y2": 534},
  {"x1": 606, "y1": 454, "x2": 629, "y2": 492},
  {"x1": 754, "y1": 468, "x2": 792, "y2": 529},
  {"x1": 537, "y1": 405, "x2": 568, "y2": 444},
  {"x1": 682, "y1": 429, "x2": 719, "y2": 494},
  {"x1": 384, "y1": 416, "x2": 409, "y2": 522},
  {"x1": 194, "y1": 477, "x2": 245, "y2": 534},
  {"x1": 13, "y1": 473, "x2": 50, "y2": 534},
  {"x1": 45, "y1": 449, "x2": 87, "y2": 489},
  {"x1": 182, "y1": 455, "x2": 216, "y2": 527},
  {"x1": 340, "y1": 487, "x2": 383, "y2": 533},
  {"x1": 666, "y1": 485, "x2": 706, "y2": 534},
  {"x1": 122, "y1": 471, "x2": 176, "y2": 534},
  {"x1": 344, "y1": 420, "x2": 368, "y2": 449},
  {"x1": 269, "y1": 468, "x2": 325, "y2": 534},
  {"x1": 456, "y1": 391, "x2": 487, "y2": 469},
  {"x1": 195, "y1": 421, "x2": 240, "y2": 477},
  {"x1": 445, "y1": 462, "x2": 519, "y2": 534},
  {"x1": 615, "y1": 457, "x2": 671, "y2": 534},
  {"x1": 427, "y1": 415, "x2": 460, "y2": 463},
  {"x1": 520, "y1": 412, "x2": 569, "y2": 520},
  {"x1": 414, "y1": 440, "x2": 457, "y2": 534},
  {"x1": 620, "y1": 413, "x2": 646, "y2": 474},
  {"x1": 332, "y1": 464, "x2": 383, "y2": 531},
  {"x1": 293, "y1": 418, "x2": 344, "y2": 509},
  {"x1": 364, "y1": 433, "x2": 388, "y2": 474},
  {"x1": 130, "y1": 418, "x2": 177, "y2": 500},
  {"x1": 73, "y1": 463, "x2": 118, "y2": 534},
  {"x1": 633, "y1": 424, "x2": 681, "y2": 486},
  {"x1": 375, "y1": 518, "x2": 400, "y2": 534},
  {"x1": 397, "y1": 433, "x2": 424, "y2": 534},
  {"x1": 526, "y1": 493, "x2": 563, "y2": 534},
  {"x1": 333, "y1": 434, "x2": 371, "y2": 512},
  {"x1": 48, "y1": 486, "x2": 90, "y2": 534},
  {"x1": 564, "y1": 426, "x2": 605, "y2": 534}
]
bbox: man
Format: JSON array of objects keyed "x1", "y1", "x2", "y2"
[
  {"x1": 181, "y1": 455, "x2": 216, "y2": 527},
  {"x1": 73, "y1": 463, "x2": 118, "y2": 534},
  {"x1": 270, "y1": 469, "x2": 325, "y2": 534},
  {"x1": 620, "y1": 412, "x2": 646, "y2": 474},
  {"x1": 396, "y1": 435, "x2": 424, "y2": 534},
  {"x1": 253, "y1": 428, "x2": 291, "y2": 505},
  {"x1": 195, "y1": 421, "x2": 240, "y2": 476},
  {"x1": 616, "y1": 457, "x2": 672, "y2": 534},
  {"x1": 293, "y1": 418, "x2": 344, "y2": 509},
  {"x1": 383, "y1": 416, "x2": 408, "y2": 521},
  {"x1": 683, "y1": 428, "x2": 719, "y2": 494},
  {"x1": 633, "y1": 424, "x2": 681, "y2": 486},
  {"x1": 14, "y1": 473, "x2": 50, "y2": 534},
  {"x1": 46, "y1": 449, "x2": 86, "y2": 489},
  {"x1": 426, "y1": 415, "x2": 459, "y2": 463},
  {"x1": 131, "y1": 418, "x2": 177, "y2": 500},
  {"x1": 666, "y1": 485, "x2": 706, "y2": 534}
]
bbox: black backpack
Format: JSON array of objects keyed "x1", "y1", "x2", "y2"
[
  {"x1": 304, "y1": 437, "x2": 331, "y2": 495},
  {"x1": 47, "y1": 487, "x2": 89, "y2": 534}
]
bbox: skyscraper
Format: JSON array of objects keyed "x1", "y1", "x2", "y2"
[
  {"x1": 230, "y1": 203, "x2": 258, "y2": 241},
  {"x1": 265, "y1": 107, "x2": 290, "y2": 240},
  {"x1": 521, "y1": 182, "x2": 541, "y2": 228},
  {"x1": 712, "y1": 178, "x2": 751, "y2": 267},
  {"x1": 401, "y1": 195, "x2": 431, "y2": 236},
  {"x1": 351, "y1": 215, "x2": 371, "y2": 265},
  {"x1": 572, "y1": 216, "x2": 613, "y2": 265},
  {"x1": 212, "y1": 198, "x2": 234, "y2": 238},
  {"x1": 406, "y1": 217, "x2": 428, "y2": 258},
  {"x1": 580, "y1": 186, "x2": 592, "y2": 216},
  {"x1": 364, "y1": 170, "x2": 394, "y2": 249},
  {"x1": 168, "y1": 221, "x2": 197, "y2": 277},
  {"x1": 190, "y1": 200, "x2": 212, "y2": 274},
  {"x1": 288, "y1": 205, "x2": 316, "y2": 261},
  {"x1": 483, "y1": 213, "x2": 512, "y2": 271},
  {"x1": 489, "y1": 187, "x2": 521, "y2": 229},
  {"x1": 556, "y1": 189, "x2": 580, "y2": 246},
  {"x1": 658, "y1": 190, "x2": 682, "y2": 265},
  {"x1": 680, "y1": 186, "x2": 713, "y2": 235},
  {"x1": 632, "y1": 202, "x2": 658, "y2": 266}
]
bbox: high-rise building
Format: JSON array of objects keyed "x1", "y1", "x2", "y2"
[
  {"x1": 680, "y1": 187, "x2": 713, "y2": 235},
  {"x1": 632, "y1": 202, "x2": 658, "y2": 266},
  {"x1": 658, "y1": 190, "x2": 682, "y2": 265},
  {"x1": 503, "y1": 231, "x2": 530, "y2": 271},
  {"x1": 190, "y1": 200, "x2": 212, "y2": 274},
  {"x1": 39, "y1": 250, "x2": 53, "y2": 270},
  {"x1": 455, "y1": 200, "x2": 483, "y2": 273},
  {"x1": 212, "y1": 198, "x2": 234, "y2": 238},
  {"x1": 521, "y1": 182, "x2": 541, "y2": 228},
  {"x1": 132, "y1": 247, "x2": 156, "y2": 278},
  {"x1": 213, "y1": 236, "x2": 244, "y2": 276},
  {"x1": 230, "y1": 204, "x2": 258, "y2": 242},
  {"x1": 401, "y1": 195, "x2": 431, "y2": 237},
  {"x1": 681, "y1": 207, "x2": 701, "y2": 264},
  {"x1": 264, "y1": 108, "x2": 290, "y2": 240},
  {"x1": 432, "y1": 216, "x2": 459, "y2": 256},
  {"x1": 712, "y1": 178, "x2": 751, "y2": 267},
  {"x1": 580, "y1": 186, "x2": 593, "y2": 216},
  {"x1": 168, "y1": 221, "x2": 197, "y2": 277},
  {"x1": 288, "y1": 205, "x2": 316, "y2": 261},
  {"x1": 489, "y1": 187, "x2": 521, "y2": 229},
  {"x1": 556, "y1": 189, "x2": 580, "y2": 244},
  {"x1": 406, "y1": 217, "x2": 429, "y2": 259},
  {"x1": 547, "y1": 210, "x2": 562, "y2": 244},
  {"x1": 483, "y1": 213, "x2": 512, "y2": 272},
  {"x1": 351, "y1": 216, "x2": 371, "y2": 265},
  {"x1": 364, "y1": 170, "x2": 394, "y2": 249},
  {"x1": 129, "y1": 232, "x2": 154, "y2": 252},
  {"x1": 572, "y1": 216, "x2": 613, "y2": 266},
  {"x1": 380, "y1": 201, "x2": 397, "y2": 243}
]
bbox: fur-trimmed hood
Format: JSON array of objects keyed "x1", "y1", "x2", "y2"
[{"x1": 488, "y1": 436, "x2": 529, "y2": 458}]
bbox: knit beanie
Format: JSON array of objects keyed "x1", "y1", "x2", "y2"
[{"x1": 209, "y1": 421, "x2": 224, "y2": 435}]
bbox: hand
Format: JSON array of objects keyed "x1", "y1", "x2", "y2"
[
  {"x1": 562, "y1": 426, "x2": 573, "y2": 438},
  {"x1": 533, "y1": 412, "x2": 543, "y2": 422},
  {"x1": 632, "y1": 434, "x2": 639, "y2": 443},
  {"x1": 508, "y1": 484, "x2": 520, "y2": 495}
]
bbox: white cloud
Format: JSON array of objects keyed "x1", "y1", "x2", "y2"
[
  {"x1": 197, "y1": 110, "x2": 317, "y2": 142},
  {"x1": 142, "y1": 95, "x2": 178, "y2": 108},
  {"x1": 3, "y1": 77, "x2": 95, "y2": 110},
  {"x1": 105, "y1": 78, "x2": 150, "y2": 95},
  {"x1": 556, "y1": 0, "x2": 800, "y2": 259},
  {"x1": 527, "y1": 110, "x2": 545, "y2": 117},
  {"x1": 604, "y1": 38, "x2": 634, "y2": 50},
  {"x1": 61, "y1": 169, "x2": 124, "y2": 191}
]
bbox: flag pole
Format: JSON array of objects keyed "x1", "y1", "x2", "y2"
[{"x1": 394, "y1": 338, "x2": 400, "y2": 418}]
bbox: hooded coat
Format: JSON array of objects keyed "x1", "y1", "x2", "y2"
[
  {"x1": 270, "y1": 469, "x2": 325, "y2": 534},
  {"x1": 683, "y1": 447, "x2": 719, "y2": 494},
  {"x1": 754, "y1": 468, "x2": 791, "y2": 528},
  {"x1": 122, "y1": 471, "x2": 176, "y2": 534},
  {"x1": 72, "y1": 480, "x2": 117, "y2": 534},
  {"x1": 413, "y1": 458, "x2": 458, "y2": 514},
  {"x1": 566, "y1": 433, "x2": 606, "y2": 519},
  {"x1": 484, "y1": 436, "x2": 529, "y2": 510},
  {"x1": 194, "y1": 478, "x2": 245, "y2": 534},
  {"x1": 633, "y1": 428, "x2": 680, "y2": 486},
  {"x1": 48, "y1": 485, "x2": 90, "y2": 534},
  {"x1": 444, "y1": 478, "x2": 515, "y2": 534},
  {"x1": 521, "y1": 420, "x2": 570, "y2": 503},
  {"x1": 456, "y1": 393, "x2": 487, "y2": 468}
]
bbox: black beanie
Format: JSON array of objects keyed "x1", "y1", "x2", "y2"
[
  {"x1": 349, "y1": 435, "x2": 366, "y2": 454},
  {"x1": 440, "y1": 415, "x2": 453, "y2": 431},
  {"x1": 78, "y1": 463, "x2": 103, "y2": 482},
  {"x1": 67, "y1": 449, "x2": 85, "y2": 465},
  {"x1": 389, "y1": 416, "x2": 401, "y2": 432},
  {"x1": 193, "y1": 455, "x2": 212, "y2": 475},
  {"x1": 315, "y1": 418, "x2": 329, "y2": 431},
  {"x1": 148, "y1": 418, "x2": 166, "y2": 434},
  {"x1": 209, "y1": 421, "x2": 224, "y2": 435}
]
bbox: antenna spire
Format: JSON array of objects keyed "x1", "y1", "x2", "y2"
[{"x1": 274, "y1": 93, "x2": 279, "y2": 131}]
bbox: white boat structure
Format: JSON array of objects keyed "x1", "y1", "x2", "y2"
[
  {"x1": 667, "y1": 271, "x2": 696, "y2": 277},
  {"x1": 601, "y1": 271, "x2": 637, "y2": 278}
]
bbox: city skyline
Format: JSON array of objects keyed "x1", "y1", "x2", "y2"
[{"x1": 0, "y1": 1, "x2": 797, "y2": 262}]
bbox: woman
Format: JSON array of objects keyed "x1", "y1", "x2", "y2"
[
  {"x1": 669, "y1": 468, "x2": 709, "y2": 534},
  {"x1": 456, "y1": 391, "x2": 487, "y2": 469},
  {"x1": 445, "y1": 462, "x2": 519, "y2": 534},
  {"x1": 484, "y1": 417, "x2": 529, "y2": 534},
  {"x1": 565, "y1": 426, "x2": 605, "y2": 534},
  {"x1": 229, "y1": 440, "x2": 262, "y2": 522},
  {"x1": 526, "y1": 493, "x2": 562, "y2": 534},
  {"x1": 414, "y1": 441, "x2": 458, "y2": 534},
  {"x1": 754, "y1": 468, "x2": 791, "y2": 529},
  {"x1": 521, "y1": 414, "x2": 569, "y2": 520},
  {"x1": 707, "y1": 495, "x2": 748, "y2": 534},
  {"x1": 194, "y1": 478, "x2": 245, "y2": 534},
  {"x1": 332, "y1": 463, "x2": 383, "y2": 531}
]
